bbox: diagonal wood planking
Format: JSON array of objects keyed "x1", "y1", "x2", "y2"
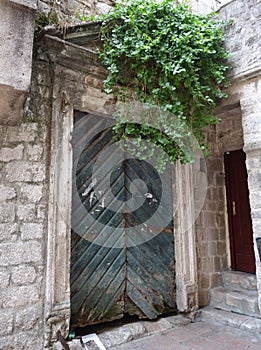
[{"x1": 70, "y1": 112, "x2": 176, "y2": 329}]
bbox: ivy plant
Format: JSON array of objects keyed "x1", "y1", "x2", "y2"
[{"x1": 98, "y1": 0, "x2": 231, "y2": 167}]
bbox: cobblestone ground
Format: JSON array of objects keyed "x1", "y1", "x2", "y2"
[{"x1": 110, "y1": 321, "x2": 261, "y2": 350}]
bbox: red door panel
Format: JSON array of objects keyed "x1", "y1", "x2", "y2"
[{"x1": 224, "y1": 150, "x2": 255, "y2": 274}]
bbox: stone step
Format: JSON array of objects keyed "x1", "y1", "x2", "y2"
[
  {"x1": 53, "y1": 315, "x2": 191, "y2": 350},
  {"x1": 199, "y1": 307, "x2": 261, "y2": 336},
  {"x1": 210, "y1": 286, "x2": 261, "y2": 318},
  {"x1": 223, "y1": 271, "x2": 257, "y2": 291}
]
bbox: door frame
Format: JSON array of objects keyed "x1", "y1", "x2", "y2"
[{"x1": 43, "y1": 60, "x2": 199, "y2": 346}]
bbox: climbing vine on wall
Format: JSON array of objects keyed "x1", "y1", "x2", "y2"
[{"x1": 98, "y1": 0, "x2": 231, "y2": 166}]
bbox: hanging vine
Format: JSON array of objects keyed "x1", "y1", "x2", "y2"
[{"x1": 97, "y1": 0, "x2": 231, "y2": 167}]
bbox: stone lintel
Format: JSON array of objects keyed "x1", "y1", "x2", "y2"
[{"x1": 39, "y1": 35, "x2": 108, "y2": 77}]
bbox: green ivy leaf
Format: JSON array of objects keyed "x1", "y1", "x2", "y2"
[{"x1": 94, "y1": 0, "x2": 231, "y2": 168}]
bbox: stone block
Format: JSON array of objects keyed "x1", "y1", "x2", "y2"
[
  {"x1": 0, "y1": 223, "x2": 18, "y2": 242},
  {"x1": 0, "y1": 86, "x2": 27, "y2": 125},
  {"x1": 36, "y1": 205, "x2": 46, "y2": 222},
  {"x1": 1, "y1": 285, "x2": 39, "y2": 308},
  {"x1": 20, "y1": 223, "x2": 43, "y2": 240},
  {"x1": 0, "y1": 241, "x2": 42, "y2": 266},
  {"x1": 246, "y1": 156, "x2": 261, "y2": 170},
  {"x1": 201, "y1": 257, "x2": 214, "y2": 273},
  {"x1": 252, "y1": 219, "x2": 261, "y2": 233},
  {"x1": 0, "y1": 270, "x2": 10, "y2": 290},
  {"x1": 0, "y1": 185, "x2": 16, "y2": 202},
  {"x1": 96, "y1": 2, "x2": 112, "y2": 14},
  {"x1": 217, "y1": 241, "x2": 226, "y2": 256},
  {"x1": 15, "y1": 304, "x2": 41, "y2": 331},
  {"x1": 251, "y1": 209, "x2": 261, "y2": 220},
  {"x1": 223, "y1": 271, "x2": 257, "y2": 291},
  {"x1": 6, "y1": 161, "x2": 46, "y2": 182},
  {"x1": 6, "y1": 124, "x2": 38, "y2": 142},
  {"x1": 200, "y1": 308, "x2": 261, "y2": 335},
  {"x1": 0, "y1": 126, "x2": 7, "y2": 141},
  {"x1": 207, "y1": 242, "x2": 217, "y2": 256},
  {"x1": 211, "y1": 273, "x2": 222, "y2": 287},
  {"x1": 99, "y1": 322, "x2": 146, "y2": 348},
  {"x1": 214, "y1": 256, "x2": 222, "y2": 271},
  {"x1": 0, "y1": 204, "x2": 15, "y2": 223},
  {"x1": 0, "y1": 309, "x2": 14, "y2": 336},
  {"x1": 17, "y1": 205, "x2": 36, "y2": 222},
  {"x1": 6, "y1": 162, "x2": 31, "y2": 182},
  {"x1": 225, "y1": 293, "x2": 241, "y2": 308},
  {"x1": 13, "y1": 332, "x2": 43, "y2": 350},
  {"x1": 201, "y1": 274, "x2": 211, "y2": 289},
  {"x1": 0, "y1": 144, "x2": 24, "y2": 162},
  {"x1": 211, "y1": 287, "x2": 225, "y2": 303},
  {"x1": 26, "y1": 144, "x2": 43, "y2": 161},
  {"x1": 215, "y1": 173, "x2": 224, "y2": 187},
  {"x1": 242, "y1": 298, "x2": 259, "y2": 314},
  {"x1": 20, "y1": 184, "x2": 43, "y2": 203},
  {"x1": 11, "y1": 265, "x2": 36, "y2": 285},
  {"x1": 198, "y1": 290, "x2": 209, "y2": 306},
  {"x1": 143, "y1": 317, "x2": 172, "y2": 335},
  {"x1": 248, "y1": 172, "x2": 261, "y2": 189},
  {"x1": 210, "y1": 287, "x2": 261, "y2": 317},
  {"x1": 164, "y1": 314, "x2": 191, "y2": 327}
]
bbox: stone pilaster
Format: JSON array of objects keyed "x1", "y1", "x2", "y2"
[{"x1": 241, "y1": 78, "x2": 261, "y2": 312}]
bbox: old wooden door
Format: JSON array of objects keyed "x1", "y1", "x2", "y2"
[
  {"x1": 224, "y1": 150, "x2": 255, "y2": 274},
  {"x1": 70, "y1": 112, "x2": 176, "y2": 329}
]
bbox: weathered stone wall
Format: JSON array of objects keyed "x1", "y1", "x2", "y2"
[
  {"x1": 0, "y1": 124, "x2": 48, "y2": 349},
  {"x1": 219, "y1": 0, "x2": 261, "y2": 78},
  {"x1": 196, "y1": 109, "x2": 244, "y2": 305},
  {"x1": 0, "y1": 54, "x2": 53, "y2": 348},
  {"x1": 219, "y1": 0, "x2": 261, "y2": 311},
  {"x1": 196, "y1": 0, "x2": 261, "y2": 306}
]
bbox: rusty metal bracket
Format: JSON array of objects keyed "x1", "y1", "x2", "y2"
[{"x1": 57, "y1": 330, "x2": 70, "y2": 350}]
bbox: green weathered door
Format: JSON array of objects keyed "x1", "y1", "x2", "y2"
[{"x1": 70, "y1": 112, "x2": 176, "y2": 329}]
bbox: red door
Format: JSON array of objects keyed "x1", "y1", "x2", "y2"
[{"x1": 224, "y1": 150, "x2": 255, "y2": 274}]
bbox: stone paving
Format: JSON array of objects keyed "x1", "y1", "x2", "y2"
[{"x1": 110, "y1": 321, "x2": 261, "y2": 350}]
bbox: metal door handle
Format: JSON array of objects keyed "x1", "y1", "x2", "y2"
[{"x1": 232, "y1": 201, "x2": 236, "y2": 216}]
